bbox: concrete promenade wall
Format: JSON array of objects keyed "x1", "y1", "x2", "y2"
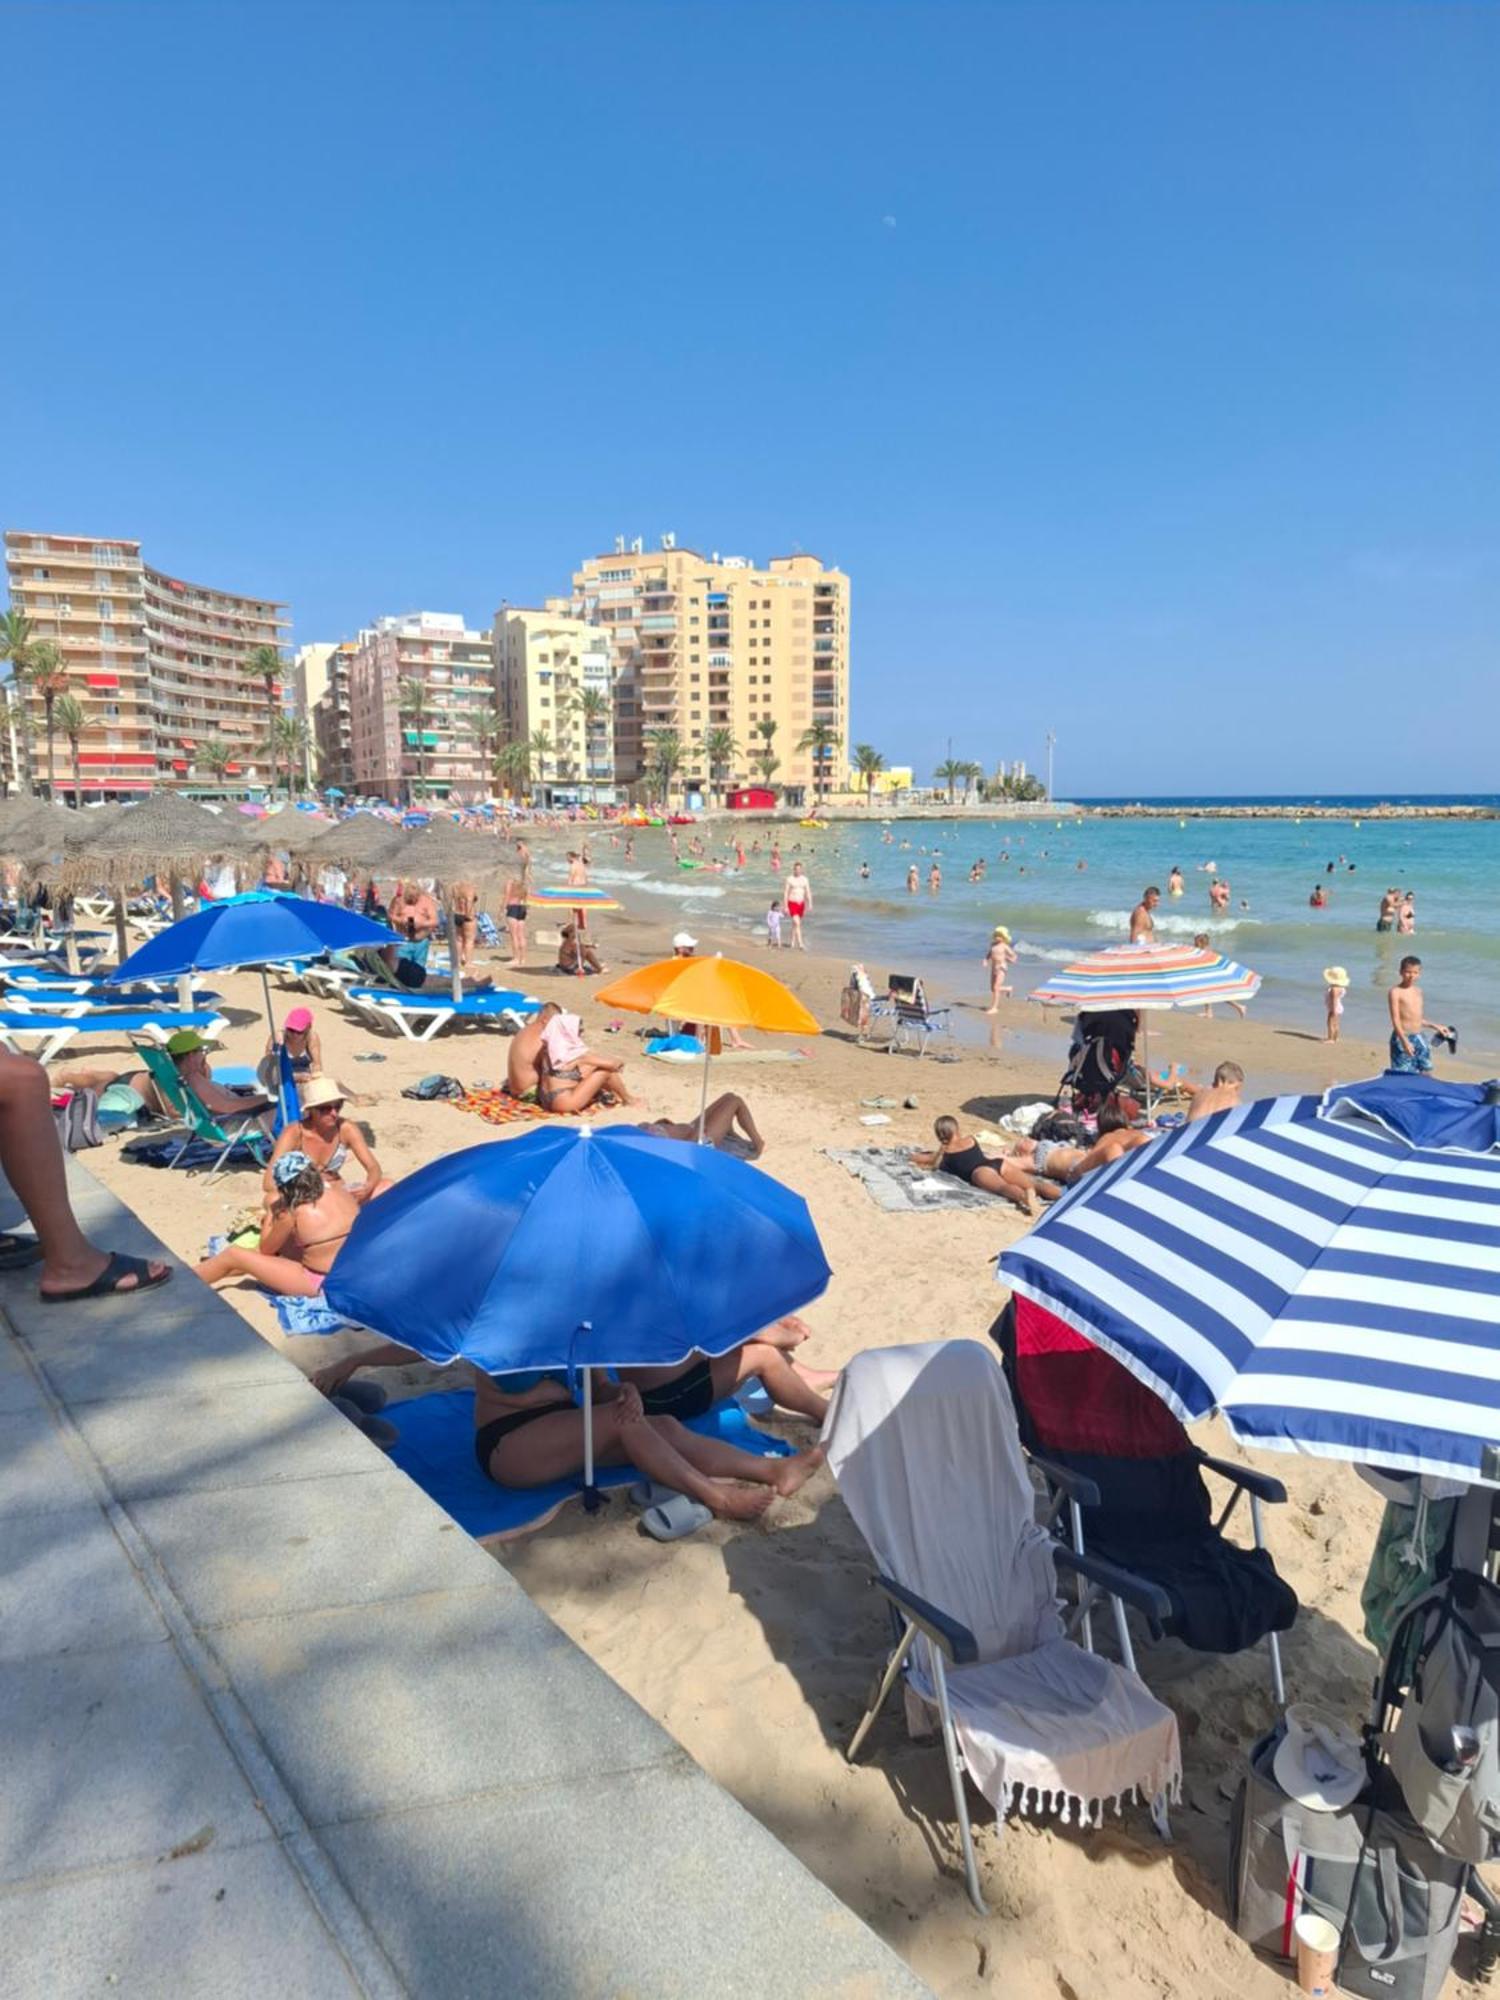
[{"x1": 0, "y1": 1156, "x2": 927, "y2": 1998}]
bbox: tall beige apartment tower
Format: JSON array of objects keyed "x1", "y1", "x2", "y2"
[
  {"x1": 3, "y1": 529, "x2": 288, "y2": 796},
  {"x1": 494, "y1": 602, "x2": 615, "y2": 802},
  {"x1": 570, "y1": 538, "x2": 850, "y2": 805}
]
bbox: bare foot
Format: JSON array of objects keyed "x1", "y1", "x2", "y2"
[
  {"x1": 772, "y1": 1443, "x2": 827, "y2": 1499},
  {"x1": 712, "y1": 1483, "x2": 776, "y2": 1522},
  {"x1": 796, "y1": 1365, "x2": 841, "y2": 1391}
]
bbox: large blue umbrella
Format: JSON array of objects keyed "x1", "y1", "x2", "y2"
[
  {"x1": 107, "y1": 891, "x2": 394, "y2": 1047},
  {"x1": 1322, "y1": 1072, "x2": 1500, "y2": 1155},
  {"x1": 325, "y1": 1124, "x2": 832, "y2": 1494},
  {"x1": 999, "y1": 1088, "x2": 1500, "y2": 1485}
]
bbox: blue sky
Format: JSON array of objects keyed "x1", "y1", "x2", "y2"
[{"x1": 4, "y1": 2, "x2": 1496, "y2": 796}]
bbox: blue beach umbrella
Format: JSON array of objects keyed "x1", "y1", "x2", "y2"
[
  {"x1": 325, "y1": 1124, "x2": 832, "y2": 1493},
  {"x1": 107, "y1": 891, "x2": 394, "y2": 1042},
  {"x1": 1322, "y1": 1073, "x2": 1500, "y2": 1155},
  {"x1": 1000, "y1": 1089, "x2": 1500, "y2": 1485}
]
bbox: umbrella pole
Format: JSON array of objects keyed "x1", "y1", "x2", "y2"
[
  {"x1": 581, "y1": 1366, "x2": 601, "y2": 1513},
  {"x1": 574, "y1": 904, "x2": 585, "y2": 978},
  {"x1": 112, "y1": 897, "x2": 130, "y2": 973},
  {"x1": 260, "y1": 967, "x2": 279, "y2": 1046},
  {"x1": 169, "y1": 872, "x2": 193, "y2": 1015},
  {"x1": 697, "y1": 1045, "x2": 712, "y2": 1142},
  {"x1": 441, "y1": 880, "x2": 462, "y2": 1004}
]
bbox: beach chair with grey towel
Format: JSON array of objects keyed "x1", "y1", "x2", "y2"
[
  {"x1": 825, "y1": 1339, "x2": 1181, "y2": 1912},
  {"x1": 883, "y1": 975, "x2": 953, "y2": 1057}
]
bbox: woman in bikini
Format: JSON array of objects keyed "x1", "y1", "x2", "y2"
[
  {"x1": 261, "y1": 1077, "x2": 391, "y2": 1228},
  {"x1": 909, "y1": 1115, "x2": 1035, "y2": 1213},
  {"x1": 312, "y1": 1341, "x2": 826, "y2": 1522},
  {"x1": 621, "y1": 1313, "x2": 837, "y2": 1425},
  {"x1": 448, "y1": 878, "x2": 479, "y2": 972},
  {"x1": 195, "y1": 1154, "x2": 359, "y2": 1298}
]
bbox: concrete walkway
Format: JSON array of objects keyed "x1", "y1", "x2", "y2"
[{"x1": 0, "y1": 1158, "x2": 927, "y2": 1998}]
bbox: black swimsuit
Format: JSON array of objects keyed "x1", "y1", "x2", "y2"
[
  {"x1": 940, "y1": 1142, "x2": 1001, "y2": 1187},
  {"x1": 638, "y1": 1356, "x2": 714, "y2": 1421},
  {"x1": 474, "y1": 1397, "x2": 573, "y2": 1477}
]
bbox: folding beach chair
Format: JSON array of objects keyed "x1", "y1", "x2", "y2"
[
  {"x1": 885, "y1": 976, "x2": 953, "y2": 1057},
  {"x1": 992, "y1": 1297, "x2": 1296, "y2": 1701},
  {"x1": 135, "y1": 1044, "x2": 272, "y2": 1181},
  {"x1": 826, "y1": 1340, "x2": 1181, "y2": 1913}
]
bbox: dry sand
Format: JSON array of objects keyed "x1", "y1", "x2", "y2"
[{"x1": 74, "y1": 862, "x2": 1496, "y2": 1999}]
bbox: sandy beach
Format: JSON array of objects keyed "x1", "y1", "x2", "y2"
[{"x1": 75, "y1": 862, "x2": 1497, "y2": 2000}]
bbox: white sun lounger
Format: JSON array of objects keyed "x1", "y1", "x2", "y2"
[
  {"x1": 0, "y1": 1008, "x2": 226, "y2": 1064},
  {"x1": 343, "y1": 986, "x2": 541, "y2": 1044}
]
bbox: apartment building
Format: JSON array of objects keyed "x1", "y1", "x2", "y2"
[
  {"x1": 347, "y1": 611, "x2": 496, "y2": 802},
  {"x1": 312, "y1": 640, "x2": 355, "y2": 794},
  {"x1": 494, "y1": 601, "x2": 615, "y2": 802},
  {"x1": 3, "y1": 529, "x2": 288, "y2": 796},
  {"x1": 569, "y1": 537, "x2": 850, "y2": 806}
]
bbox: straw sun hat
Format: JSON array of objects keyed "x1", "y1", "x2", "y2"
[
  {"x1": 992, "y1": 925, "x2": 1011, "y2": 941},
  {"x1": 1323, "y1": 966, "x2": 1351, "y2": 988},
  {"x1": 298, "y1": 1077, "x2": 346, "y2": 1111}
]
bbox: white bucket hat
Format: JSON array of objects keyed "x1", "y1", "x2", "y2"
[
  {"x1": 1273, "y1": 1704, "x2": 1364, "y2": 1812},
  {"x1": 672, "y1": 932, "x2": 698, "y2": 951}
]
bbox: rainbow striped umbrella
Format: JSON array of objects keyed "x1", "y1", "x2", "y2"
[
  {"x1": 1030, "y1": 944, "x2": 1261, "y2": 1109},
  {"x1": 1030, "y1": 943, "x2": 1262, "y2": 1012},
  {"x1": 528, "y1": 884, "x2": 623, "y2": 977}
]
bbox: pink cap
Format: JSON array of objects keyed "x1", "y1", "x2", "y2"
[{"x1": 284, "y1": 1006, "x2": 313, "y2": 1031}]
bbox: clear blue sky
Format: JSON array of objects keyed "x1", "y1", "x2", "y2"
[{"x1": 4, "y1": 2, "x2": 1496, "y2": 796}]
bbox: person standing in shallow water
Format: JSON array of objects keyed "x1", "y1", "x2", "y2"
[{"x1": 784, "y1": 860, "x2": 811, "y2": 948}]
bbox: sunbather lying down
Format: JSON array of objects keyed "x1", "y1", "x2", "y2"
[
  {"x1": 314, "y1": 1341, "x2": 825, "y2": 1523},
  {"x1": 638, "y1": 1092, "x2": 764, "y2": 1158},
  {"x1": 621, "y1": 1313, "x2": 836, "y2": 1424}
]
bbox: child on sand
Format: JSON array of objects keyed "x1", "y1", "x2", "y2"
[
  {"x1": 984, "y1": 925, "x2": 1016, "y2": 1013},
  {"x1": 1324, "y1": 966, "x2": 1348, "y2": 1042}
]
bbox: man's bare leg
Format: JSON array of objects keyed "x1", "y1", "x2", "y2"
[
  {"x1": 0, "y1": 1051, "x2": 169, "y2": 1296},
  {"x1": 651, "y1": 1416, "x2": 826, "y2": 1499},
  {"x1": 701, "y1": 1092, "x2": 763, "y2": 1156},
  {"x1": 710, "y1": 1343, "x2": 829, "y2": 1421}
]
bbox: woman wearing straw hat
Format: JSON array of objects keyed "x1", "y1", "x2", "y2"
[
  {"x1": 984, "y1": 924, "x2": 1017, "y2": 1014},
  {"x1": 261, "y1": 1076, "x2": 392, "y2": 1221},
  {"x1": 1323, "y1": 965, "x2": 1350, "y2": 1043}
]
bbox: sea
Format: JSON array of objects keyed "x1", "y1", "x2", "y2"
[{"x1": 587, "y1": 796, "x2": 1500, "y2": 1064}]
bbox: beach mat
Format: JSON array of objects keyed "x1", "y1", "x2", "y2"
[
  {"x1": 824, "y1": 1145, "x2": 1003, "y2": 1213},
  {"x1": 388, "y1": 1390, "x2": 791, "y2": 1541}
]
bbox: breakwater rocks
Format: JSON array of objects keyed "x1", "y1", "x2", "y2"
[{"x1": 1084, "y1": 803, "x2": 1498, "y2": 821}]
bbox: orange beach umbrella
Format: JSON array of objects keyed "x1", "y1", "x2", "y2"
[{"x1": 596, "y1": 954, "x2": 819, "y2": 1137}]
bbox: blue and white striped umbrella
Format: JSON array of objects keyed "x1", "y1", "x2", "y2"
[{"x1": 999, "y1": 1091, "x2": 1500, "y2": 1485}]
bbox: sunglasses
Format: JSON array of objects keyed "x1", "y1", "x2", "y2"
[{"x1": 309, "y1": 1100, "x2": 345, "y2": 1114}]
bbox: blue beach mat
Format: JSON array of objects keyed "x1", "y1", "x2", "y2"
[
  {"x1": 388, "y1": 1389, "x2": 791, "y2": 1540},
  {"x1": 272, "y1": 1294, "x2": 354, "y2": 1336}
]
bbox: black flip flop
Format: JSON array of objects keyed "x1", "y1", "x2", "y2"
[
  {"x1": 40, "y1": 1251, "x2": 172, "y2": 1306},
  {"x1": 0, "y1": 1232, "x2": 43, "y2": 1271}
]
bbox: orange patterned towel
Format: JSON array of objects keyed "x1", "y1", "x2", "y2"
[{"x1": 448, "y1": 1088, "x2": 594, "y2": 1127}]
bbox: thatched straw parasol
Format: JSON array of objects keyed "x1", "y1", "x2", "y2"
[
  {"x1": 63, "y1": 793, "x2": 247, "y2": 894},
  {"x1": 390, "y1": 825, "x2": 509, "y2": 998},
  {"x1": 245, "y1": 804, "x2": 336, "y2": 856},
  {"x1": 300, "y1": 814, "x2": 408, "y2": 872},
  {"x1": 0, "y1": 795, "x2": 59, "y2": 863}
]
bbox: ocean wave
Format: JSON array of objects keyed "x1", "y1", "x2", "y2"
[
  {"x1": 1085, "y1": 909, "x2": 1258, "y2": 935},
  {"x1": 586, "y1": 867, "x2": 651, "y2": 885},
  {"x1": 624, "y1": 878, "x2": 726, "y2": 901},
  {"x1": 1013, "y1": 938, "x2": 1083, "y2": 962}
]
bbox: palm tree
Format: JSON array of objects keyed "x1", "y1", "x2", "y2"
[
  {"x1": 796, "y1": 719, "x2": 842, "y2": 807},
  {"x1": 241, "y1": 644, "x2": 286, "y2": 798},
  {"x1": 198, "y1": 739, "x2": 235, "y2": 790},
  {"x1": 273, "y1": 714, "x2": 310, "y2": 798},
  {"x1": 646, "y1": 728, "x2": 684, "y2": 808},
  {"x1": 51, "y1": 692, "x2": 88, "y2": 808},
  {"x1": 701, "y1": 726, "x2": 738, "y2": 808},
  {"x1": 27, "y1": 642, "x2": 71, "y2": 800},
  {"x1": 494, "y1": 738, "x2": 531, "y2": 798},
  {"x1": 575, "y1": 687, "x2": 610, "y2": 807},
  {"x1": 468, "y1": 703, "x2": 505, "y2": 791},
  {"x1": 959, "y1": 759, "x2": 983, "y2": 805},
  {"x1": 934, "y1": 757, "x2": 965, "y2": 803},
  {"x1": 398, "y1": 677, "x2": 433, "y2": 802},
  {"x1": 527, "y1": 725, "x2": 555, "y2": 797},
  {"x1": 853, "y1": 742, "x2": 886, "y2": 807},
  {"x1": 750, "y1": 716, "x2": 780, "y2": 788}
]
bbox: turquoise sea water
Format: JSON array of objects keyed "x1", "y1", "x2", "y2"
[{"x1": 590, "y1": 803, "x2": 1500, "y2": 1062}]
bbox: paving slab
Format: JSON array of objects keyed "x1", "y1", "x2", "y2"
[
  {"x1": 211, "y1": 1585, "x2": 675, "y2": 1825},
  {"x1": 128, "y1": 1467, "x2": 505, "y2": 1628},
  {"x1": 2, "y1": 1841, "x2": 364, "y2": 2000},
  {"x1": 0, "y1": 1639, "x2": 271, "y2": 1885},
  {"x1": 0, "y1": 1327, "x2": 45, "y2": 1415},
  {"x1": 8, "y1": 1282, "x2": 290, "y2": 1403},
  {"x1": 0, "y1": 1504, "x2": 166, "y2": 1661},
  {"x1": 0, "y1": 1406, "x2": 101, "y2": 1518},
  {"x1": 321, "y1": 1757, "x2": 930, "y2": 2000},
  {"x1": 68, "y1": 1378, "x2": 381, "y2": 1500}
]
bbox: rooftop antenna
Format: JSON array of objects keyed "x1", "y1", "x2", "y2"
[
  {"x1": 661, "y1": 531, "x2": 676, "y2": 549},
  {"x1": 630, "y1": 536, "x2": 643, "y2": 554},
  {"x1": 614, "y1": 535, "x2": 626, "y2": 554}
]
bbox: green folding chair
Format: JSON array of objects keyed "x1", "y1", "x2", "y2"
[{"x1": 135, "y1": 1043, "x2": 271, "y2": 1182}]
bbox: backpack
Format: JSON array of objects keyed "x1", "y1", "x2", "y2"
[
  {"x1": 52, "y1": 1087, "x2": 103, "y2": 1153},
  {"x1": 401, "y1": 1074, "x2": 465, "y2": 1102},
  {"x1": 1386, "y1": 1565, "x2": 1500, "y2": 1864}
]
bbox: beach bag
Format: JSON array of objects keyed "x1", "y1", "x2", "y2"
[
  {"x1": 1386, "y1": 1569, "x2": 1500, "y2": 1865},
  {"x1": 52, "y1": 1087, "x2": 103, "y2": 1153},
  {"x1": 1227, "y1": 1725, "x2": 1464, "y2": 1999},
  {"x1": 402, "y1": 1074, "x2": 464, "y2": 1102}
]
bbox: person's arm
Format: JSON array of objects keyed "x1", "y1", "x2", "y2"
[
  {"x1": 344, "y1": 1122, "x2": 383, "y2": 1189},
  {"x1": 909, "y1": 1148, "x2": 940, "y2": 1168},
  {"x1": 308, "y1": 1030, "x2": 323, "y2": 1070},
  {"x1": 310, "y1": 1340, "x2": 422, "y2": 1395},
  {"x1": 262, "y1": 1124, "x2": 295, "y2": 1193}
]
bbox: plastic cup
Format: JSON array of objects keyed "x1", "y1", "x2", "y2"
[{"x1": 1294, "y1": 1912, "x2": 1340, "y2": 1996}]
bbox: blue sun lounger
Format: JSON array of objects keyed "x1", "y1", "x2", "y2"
[{"x1": 0, "y1": 1008, "x2": 226, "y2": 1064}]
